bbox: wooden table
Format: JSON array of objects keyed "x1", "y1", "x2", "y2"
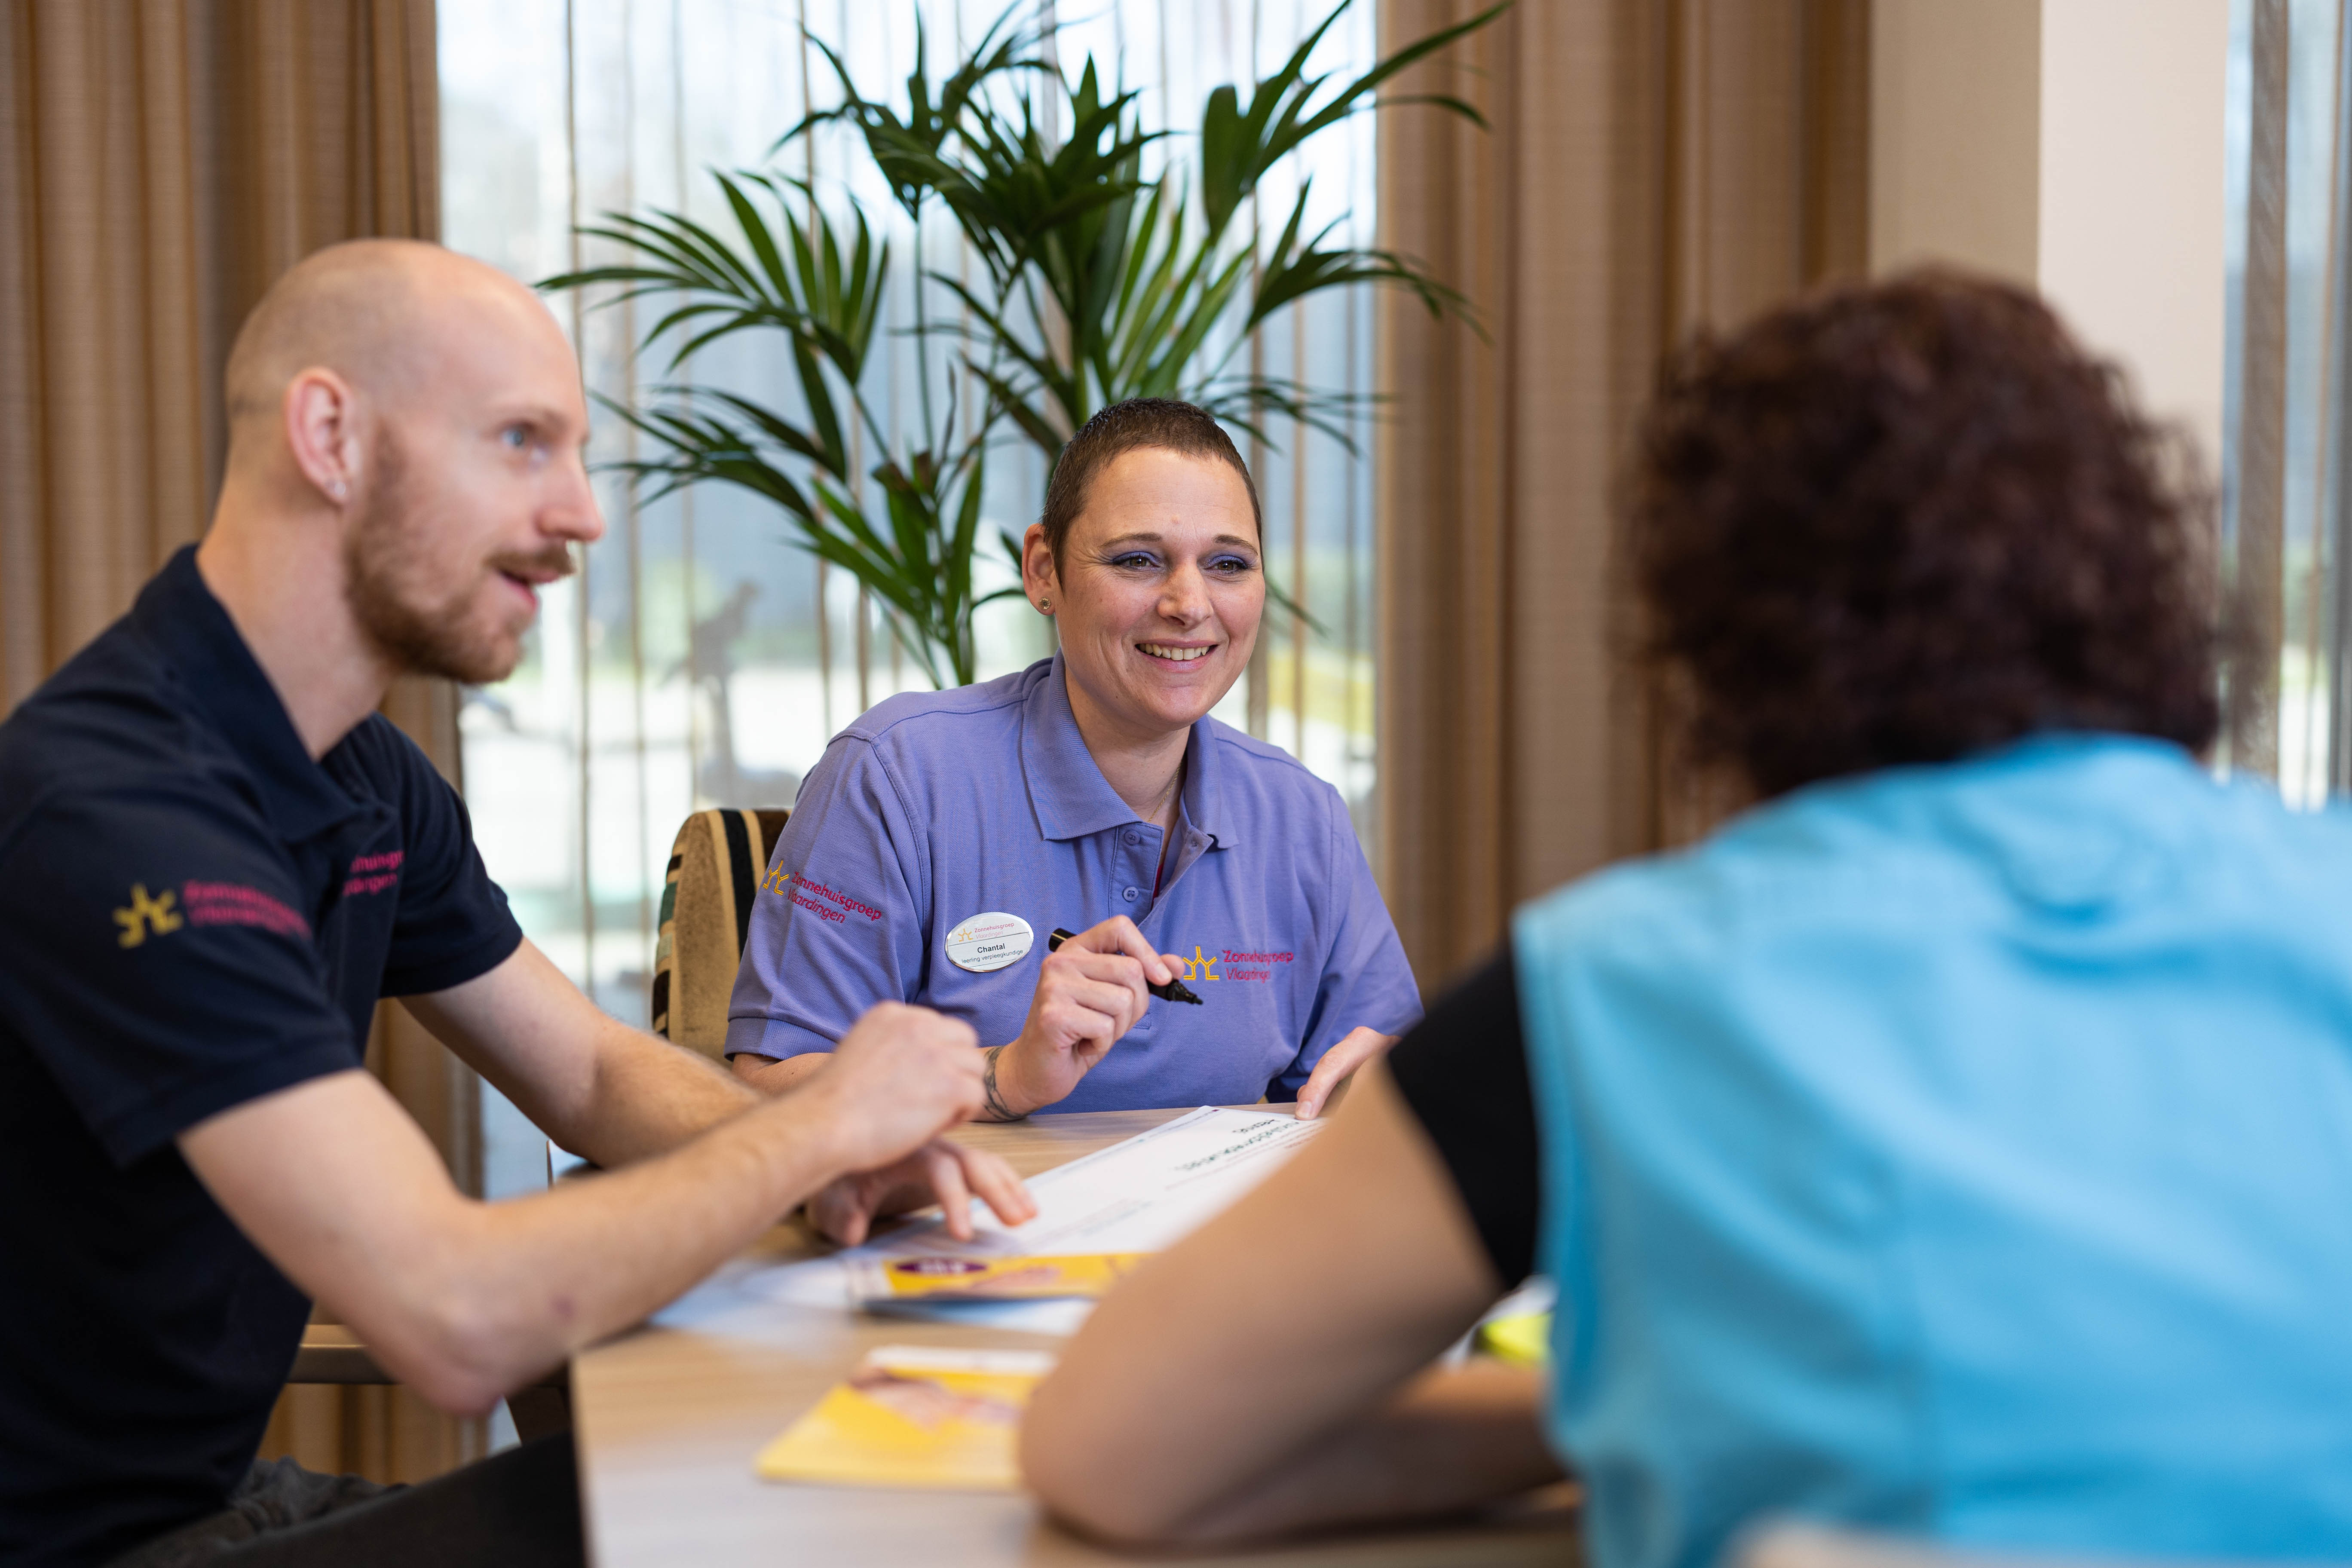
[{"x1": 572, "y1": 1107, "x2": 1581, "y2": 1567}]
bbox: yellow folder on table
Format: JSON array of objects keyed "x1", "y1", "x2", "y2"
[
  {"x1": 856, "y1": 1251, "x2": 1147, "y2": 1303},
  {"x1": 755, "y1": 1345, "x2": 1054, "y2": 1490},
  {"x1": 1475, "y1": 1310, "x2": 1553, "y2": 1367}
]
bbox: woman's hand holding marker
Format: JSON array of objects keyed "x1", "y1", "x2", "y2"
[
  {"x1": 980, "y1": 916, "x2": 1189, "y2": 1121},
  {"x1": 1050, "y1": 929, "x2": 1204, "y2": 1004}
]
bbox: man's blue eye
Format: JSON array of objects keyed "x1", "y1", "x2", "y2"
[{"x1": 502, "y1": 426, "x2": 530, "y2": 450}]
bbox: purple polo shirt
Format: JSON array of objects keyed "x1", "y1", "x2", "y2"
[{"x1": 726, "y1": 655, "x2": 1421, "y2": 1110}]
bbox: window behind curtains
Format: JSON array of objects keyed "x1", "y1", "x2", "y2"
[
  {"x1": 2226, "y1": 0, "x2": 2352, "y2": 804},
  {"x1": 440, "y1": 1, "x2": 1381, "y2": 1197}
]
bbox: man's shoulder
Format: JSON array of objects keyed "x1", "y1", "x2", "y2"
[
  {"x1": 0, "y1": 628, "x2": 250, "y2": 855},
  {"x1": 0, "y1": 767, "x2": 292, "y2": 891},
  {"x1": 2, "y1": 612, "x2": 182, "y2": 760}
]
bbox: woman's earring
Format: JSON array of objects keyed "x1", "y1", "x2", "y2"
[{"x1": 1037, "y1": 598, "x2": 1050, "y2": 612}]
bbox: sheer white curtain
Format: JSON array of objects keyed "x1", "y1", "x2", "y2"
[{"x1": 440, "y1": 0, "x2": 1381, "y2": 1196}]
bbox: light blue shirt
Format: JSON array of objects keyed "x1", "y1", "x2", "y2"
[
  {"x1": 728, "y1": 655, "x2": 1421, "y2": 1109},
  {"x1": 1514, "y1": 735, "x2": 2352, "y2": 1568}
]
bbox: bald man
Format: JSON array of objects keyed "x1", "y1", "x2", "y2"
[{"x1": 0, "y1": 240, "x2": 1032, "y2": 1568}]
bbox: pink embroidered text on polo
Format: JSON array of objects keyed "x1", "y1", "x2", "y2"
[
  {"x1": 181, "y1": 881, "x2": 312, "y2": 940},
  {"x1": 343, "y1": 850, "x2": 404, "y2": 897}
]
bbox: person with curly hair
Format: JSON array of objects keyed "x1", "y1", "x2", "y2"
[{"x1": 1019, "y1": 274, "x2": 2352, "y2": 1564}]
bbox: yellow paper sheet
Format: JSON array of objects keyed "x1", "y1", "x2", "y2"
[
  {"x1": 859, "y1": 1251, "x2": 1148, "y2": 1302},
  {"x1": 1475, "y1": 1311, "x2": 1553, "y2": 1367},
  {"x1": 754, "y1": 1346, "x2": 1054, "y2": 1490}
]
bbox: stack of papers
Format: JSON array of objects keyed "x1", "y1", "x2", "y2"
[
  {"x1": 754, "y1": 1108, "x2": 1323, "y2": 1487},
  {"x1": 752, "y1": 1106, "x2": 1323, "y2": 1329}
]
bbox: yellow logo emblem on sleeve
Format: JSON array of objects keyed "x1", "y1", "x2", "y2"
[{"x1": 114, "y1": 883, "x2": 184, "y2": 948}]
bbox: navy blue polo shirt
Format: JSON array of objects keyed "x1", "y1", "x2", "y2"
[{"x1": 0, "y1": 547, "x2": 522, "y2": 1567}]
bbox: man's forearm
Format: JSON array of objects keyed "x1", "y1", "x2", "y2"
[
  {"x1": 569, "y1": 1012, "x2": 762, "y2": 1166},
  {"x1": 734, "y1": 1049, "x2": 830, "y2": 1097},
  {"x1": 181, "y1": 1066, "x2": 873, "y2": 1418},
  {"x1": 1130, "y1": 1363, "x2": 1561, "y2": 1545},
  {"x1": 404, "y1": 940, "x2": 761, "y2": 1167},
  {"x1": 210, "y1": 983, "x2": 990, "y2": 1419},
  {"x1": 388, "y1": 1083, "x2": 859, "y2": 1411}
]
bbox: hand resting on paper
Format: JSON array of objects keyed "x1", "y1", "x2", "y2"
[
  {"x1": 1292, "y1": 1026, "x2": 1400, "y2": 1121},
  {"x1": 807, "y1": 1139, "x2": 1038, "y2": 1246}
]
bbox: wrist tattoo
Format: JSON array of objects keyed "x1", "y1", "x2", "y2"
[{"x1": 980, "y1": 1045, "x2": 1026, "y2": 1122}]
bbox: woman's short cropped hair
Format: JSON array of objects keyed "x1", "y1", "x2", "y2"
[
  {"x1": 1041, "y1": 398, "x2": 1262, "y2": 562},
  {"x1": 1626, "y1": 270, "x2": 2219, "y2": 799}
]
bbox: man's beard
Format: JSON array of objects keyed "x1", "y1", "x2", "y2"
[{"x1": 344, "y1": 434, "x2": 575, "y2": 685}]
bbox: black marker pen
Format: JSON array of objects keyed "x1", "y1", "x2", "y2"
[{"x1": 1047, "y1": 927, "x2": 1205, "y2": 1004}]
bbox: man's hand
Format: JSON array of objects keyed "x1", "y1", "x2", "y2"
[
  {"x1": 798, "y1": 1002, "x2": 988, "y2": 1171},
  {"x1": 178, "y1": 998, "x2": 994, "y2": 1418},
  {"x1": 1293, "y1": 1026, "x2": 1400, "y2": 1121},
  {"x1": 987, "y1": 917, "x2": 1187, "y2": 1119},
  {"x1": 806, "y1": 1140, "x2": 1039, "y2": 1246}
]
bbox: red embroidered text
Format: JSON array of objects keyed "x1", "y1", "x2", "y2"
[
  {"x1": 183, "y1": 881, "x2": 312, "y2": 940},
  {"x1": 343, "y1": 850, "x2": 404, "y2": 897}
]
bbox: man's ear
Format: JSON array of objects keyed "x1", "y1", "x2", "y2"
[{"x1": 282, "y1": 368, "x2": 363, "y2": 507}]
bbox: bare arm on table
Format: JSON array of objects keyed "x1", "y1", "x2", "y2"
[
  {"x1": 182, "y1": 942, "x2": 1032, "y2": 1415},
  {"x1": 1021, "y1": 1061, "x2": 1562, "y2": 1544}
]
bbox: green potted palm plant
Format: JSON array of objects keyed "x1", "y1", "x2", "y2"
[{"x1": 543, "y1": 0, "x2": 1502, "y2": 689}]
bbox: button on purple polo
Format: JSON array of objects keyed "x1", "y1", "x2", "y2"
[{"x1": 726, "y1": 655, "x2": 1423, "y2": 1110}]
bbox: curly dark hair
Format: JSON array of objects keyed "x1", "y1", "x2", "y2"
[
  {"x1": 1041, "y1": 398, "x2": 1261, "y2": 564},
  {"x1": 1626, "y1": 270, "x2": 2219, "y2": 799}
]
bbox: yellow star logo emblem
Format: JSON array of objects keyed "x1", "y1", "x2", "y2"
[{"x1": 114, "y1": 883, "x2": 184, "y2": 948}]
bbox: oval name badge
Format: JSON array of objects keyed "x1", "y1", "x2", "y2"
[{"x1": 945, "y1": 911, "x2": 1035, "y2": 974}]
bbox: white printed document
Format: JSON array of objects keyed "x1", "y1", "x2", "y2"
[{"x1": 749, "y1": 1107, "x2": 1321, "y2": 1326}]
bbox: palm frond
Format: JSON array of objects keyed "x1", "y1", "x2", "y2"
[{"x1": 542, "y1": 0, "x2": 1504, "y2": 678}]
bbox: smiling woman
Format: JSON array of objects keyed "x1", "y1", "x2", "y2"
[
  {"x1": 1027, "y1": 401, "x2": 1268, "y2": 839},
  {"x1": 724, "y1": 399, "x2": 1421, "y2": 1130}
]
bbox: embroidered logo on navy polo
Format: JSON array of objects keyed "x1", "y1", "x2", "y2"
[
  {"x1": 113, "y1": 884, "x2": 184, "y2": 948},
  {"x1": 343, "y1": 850, "x2": 404, "y2": 897},
  {"x1": 113, "y1": 880, "x2": 317, "y2": 946},
  {"x1": 184, "y1": 883, "x2": 312, "y2": 939}
]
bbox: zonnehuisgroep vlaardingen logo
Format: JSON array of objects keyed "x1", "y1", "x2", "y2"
[
  {"x1": 1178, "y1": 944, "x2": 1297, "y2": 983},
  {"x1": 1176, "y1": 945, "x2": 1220, "y2": 983},
  {"x1": 114, "y1": 884, "x2": 184, "y2": 948},
  {"x1": 112, "y1": 879, "x2": 314, "y2": 947}
]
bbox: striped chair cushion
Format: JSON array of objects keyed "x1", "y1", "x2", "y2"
[{"x1": 652, "y1": 807, "x2": 789, "y2": 1059}]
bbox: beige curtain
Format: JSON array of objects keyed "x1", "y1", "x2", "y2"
[
  {"x1": 1377, "y1": 0, "x2": 1870, "y2": 990},
  {"x1": 0, "y1": 0, "x2": 478, "y2": 1483},
  {"x1": 2229, "y1": 0, "x2": 2287, "y2": 779}
]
